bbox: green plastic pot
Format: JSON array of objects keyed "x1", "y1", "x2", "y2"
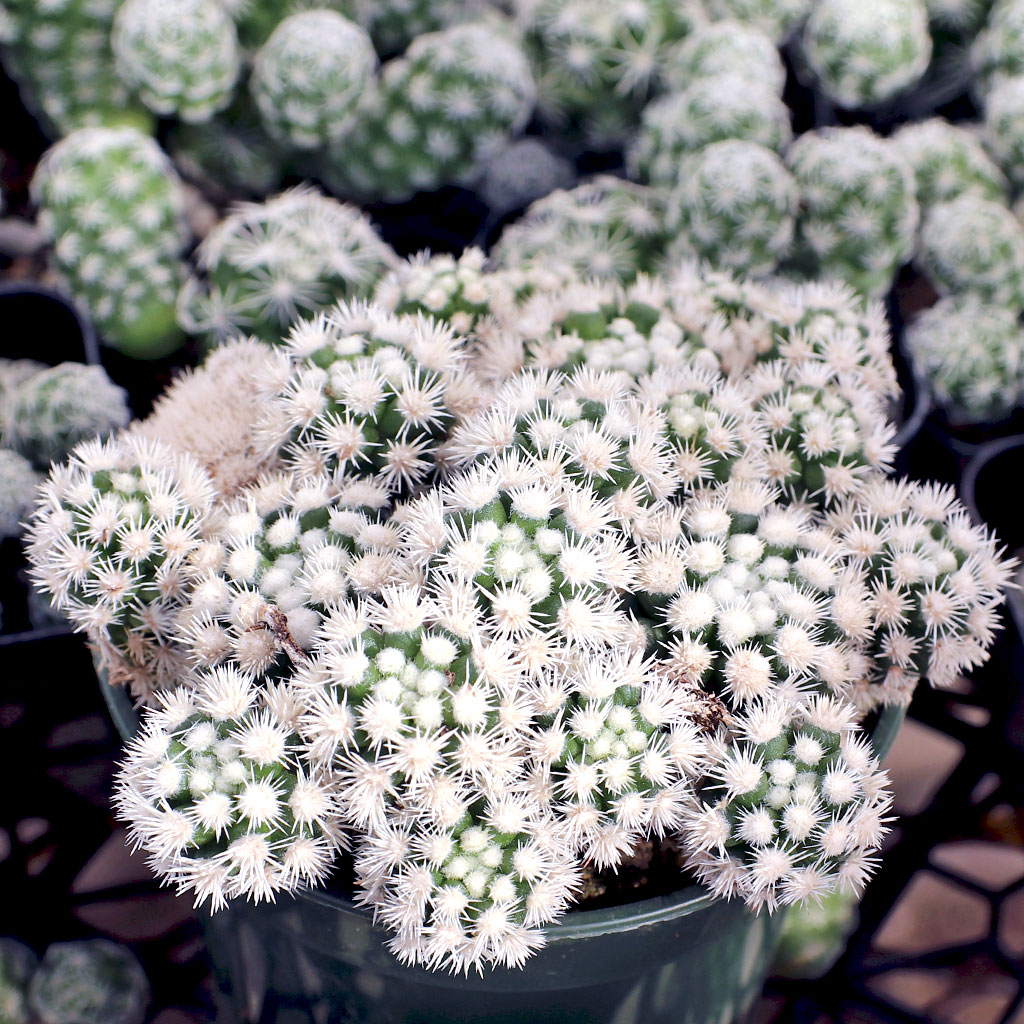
[{"x1": 100, "y1": 673, "x2": 905, "y2": 1024}]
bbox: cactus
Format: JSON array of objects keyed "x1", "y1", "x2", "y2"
[
  {"x1": 321, "y1": 21, "x2": 536, "y2": 202},
  {"x1": 982, "y1": 75, "x2": 1024, "y2": 190},
  {"x1": 112, "y1": 0, "x2": 241, "y2": 124},
  {"x1": 0, "y1": 939, "x2": 36, "y2": 1024},
  {"x1": 972, "y1": 0, "x2": 1024, "y2": 96},
  {"x1": 684, "y1": 694, "x2": 892, "y2": 910},
  {"x1": 0, "y1": 0, "x2": 150, "y2": 136},
  {"x1": 0, "y1": 358, "x2": 44, "y2": 426},
  {"x1": 25, "y1": 434, "x2": 215, "y2": 702},
  {"x1": 474, "y1": 137, "x2": 577, "y2": 216},
  {"x1": 662, "y1": 20, "x2": 786, "y2": 94},
  {"x1": 704, "y1": 0, "x2": 813, "y2": 42},
  {"x1": 663, "y1": 140, "x2": 798, "y2": 279},
  {"x1": 27, "y1": 940, "x2": 148, "y2": 1024},
  {"x1": 31, "y1": 126, "x2": 189, "y2": 359},
  {"x1": 786, "y1": 127, "x2": 919, "y2": 298},
  {"x1": 492, "y1": 176, "x2": 668, "y2": 283},
  {"x1": 116, "y1": 669, "x2": 345, "y2": 910},
  {"x1": 4, "y1": 363, "x2": 131, "y2": 468},
  {"x1": 917, "y1": 194, "x2": 1024, "y2": 306},
  {"x1": 250, "y1": 10, "x2": 376, "y2": 150},
  {"x1": 893, "y1": 118, "x2": 1008, "y2": 211},
  {"x1": 927, "y1": 0, "x2": 994, "y2": 35},
  {"x1": 801, "y1": 0, "x2": 932, "y2": 109},
  {"x1": 627, "y1": 76, "x2": 793, "y2": 187},
  {"x1": 340, "y1": 0, "x2": 481, "y2": 57},
  {"x1": 521, "y1": 0, "x2": 707, "y2": 147},
  {"x1": 905, "y1": 296, "x2": 1024, "y2": 421},
  {"x1": 0, "y1": 450, "x2": 40, "y2": 540},
  {"x1": 178, "y1": 186, "x2": 397, "y2": 348},
  {"x1": 253, "y1": 303, "x2": 466, "y2": 499}
]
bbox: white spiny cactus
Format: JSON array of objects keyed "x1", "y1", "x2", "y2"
[
  {"x1": 662, "y1": 20, "x2": 786, "y2": 95},
  {"x1": 0, "y1": 449, "x2": 41, "y2": 541},
  {"x1": 178, "y1": 186, "x2": 397, "y2": 348},
  {"x1": 982, "y1": 75, "x2": 1024, "y2": 190},
  {"x1": 905, "y1": 296, "x2": 1024, "y2": 422},
  {"x1": 916, "y1": 194, "x2": 1024, "y2": 306},
  {"x1": 704, "y1": 0, "x2": 813, "y2": 43},
  {"x1": 112, "y1": 0, "x2": 241, "y2": 123},
  {"x1": 250, "y1": 10, "x2": 376, "y2": 150},
  {"x1": 801, "y1": 0, "x2": 932, "y2": 109}
]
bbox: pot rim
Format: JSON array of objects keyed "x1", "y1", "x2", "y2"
[{"x1": 0, "y1": 280, "x2": 100, "y2": 365}]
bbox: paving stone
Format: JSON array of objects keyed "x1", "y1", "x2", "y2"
[
  {"x1": 931, "y1": 841, "x2": 1024, "y2": 891},
  {"x1": 875, "y1": 873, "x2": 990, "y2": 954},
  {"x1": 883, "y1": 719, "x2": 964, "y2": 816}
]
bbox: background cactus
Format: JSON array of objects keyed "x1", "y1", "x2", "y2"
[
  {"x1": 703, "y1": 0, "x2": 813, "y2": 42},
  {"x1": 972, "y1": 0, "x2": 1024, "y2": 95},
  {"x1": 800, "y1": 0, "x2": 932, "y2": 109},
  {"x1": 178, "y1": 186, "x2": 397, "y2": 348},
  {"x1": 0, "y1": 449, "x2": 41, "y2": 541},
  {"x1": 4, "y1": 363, "x2": 131, "y2": 468},
  {"x1": 0, "y1": 939, "x2": 36, "y2": 1024},
  {"x1": 112, "y1": 0, "x2": 241, "y2": 124},
  {"x1": 786, "y1": 127, "x2": 920, "y2": 298},
  {"x1": 981, "y1": 75, "x2": 1024, "y2": 189},
  {"x1": 27, "y1": 940, "x2": 149, "y2": 1024},
  {"x1": 627, "y1": 76, "x2": 793, "y2": 187},
  {"x1": 916, "y1": 194, "x2": 1024, "y2": 305},
  {"x1": 0, "y1": 0, "x2": 150, "y2": 136},
  {"x1": 905, "y1": 296, "x2": 1024, "y2": 421},
  {"x1": 663, "y1": 140, "x2": 798, "y2": 279},
  {"x1": 491, "y1": 176, "x2": 667, "y2": 283},
  {"x1": 321, "y1": 21, "x2": 536, "y2": 202},
  {"x1": 893, "y1": 118, "x2": 1008, "y2": 211},
  {"x1": 661, "y1": 19, "x2": 786, "y2": 94},
  {"x1": 249, "y1": 10, "x2": 377, "y2": 150},
  {"x1": 31, "y1": 126, "x2": 189, "y2": 358}
]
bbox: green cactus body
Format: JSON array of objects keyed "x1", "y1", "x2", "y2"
[
  {"x1": 0, "y1": 939, "x2": 36, "y2": 1024},
  {"x1": 662, "y1": 19, "x2": 787, "y2": 93},
  {"x1": 31, "y1": 127, "x2": 189, "y2": 358},
  {"x1": 917, "y1": 194, "x2": 1024, "y2": 305},
  {"x1": 982, "y1": 76, "x2": 1024, "y2": 190},
  {"x1": 664, "y1": 140, "x2": 798, "y2": 279},
  {"x1": 178, "y1": 186, "x2": 397, "y2": 348},
  {"x1": 322, "y1": 21, "x2": 536, "y2": 202},
  {"x1": 972, "y1": 0, "x2": 1024, "y2": 96},
  {"x1": 5, "y1": 363, "x2": 131, "y2": 468},
  {"x1": 786, "y1": 127, "x2": 919, "y2": 298},
  {"x1": 0, "y1": 0, "x2": 151, "y2": 136},
  {"x1": 112, "y1": 0, "x2": 241, "y2": 123},
  {"x1": 628, "y1": 77, "x2": 793, "y2": 187},
  {"x1": 704, "y1": 0, "x2": 813, "y2": 42},
  {"x1": 905, "y1": 296, "x2": 1024, "y2": 421},
  {"x1": 250, "y1": 10, "x2": 376, "y2": 150},
  {"x1": 0, "y1": 449, "x2": 40, "y2": 540},
  {"x1": 801, "y1": 0, "x2": 932, "y2": 109},
  {"x1": 893, "y1": 117, "x2": 1008, "y2": 211},
  {"x1": 492, "y1": 176, "x2": 668, "y2": 283},
  {"x1": 27, "y1": 940, "x2": 149, "y2": 1024}
]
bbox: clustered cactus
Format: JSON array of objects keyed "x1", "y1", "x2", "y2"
[
  {"x1": 26, "y1": 254, "x2": 1015, "y2": 973},
  {"x1": 31, "y1": 125, "x2": 190, "y2": 358}
]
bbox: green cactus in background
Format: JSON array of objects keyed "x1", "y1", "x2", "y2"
[
  {"x1": 321, "y1": 21, "x2": 535, "y2": 203},
  {"x1": 627, "y1": 75, "x2": 792, "y2": 187},
  {"x1": 4, "y1": 363, "x2": 131, "y2": 468},
  {"x1": 0, "y1": 0, "x2": 151, "y2": 136},
  {"x1": 0, "y1": 450, "x2": 41, "y2": 540},
  {"x1": 661, "y1": 19, "x2": 787, "y2": 93},
  {"x1": 179, "y1": 186, "x2": 397, "y2": 348},
  {"x1": 972, "y1": 0, "x2": 1024, "y2": 95},
  {"x1": 112, "y1": 0, "x2": 241, "y2": 123},
  {"x1": 704, "y1": 0, "x2": 813, "y2": 42},
  {"x1": 893, "y1": 118, "x2": 1008, "y2": 211},
  {"x1": 31, "y1": 126, "x2": 189, "y2": 358},
  {"x1": 341, "y1": 0, "x2": 482, "y2": 57},
  {"x1": 801, "y1": 0, "x2": 932, "y2": 109},
  {"x1": 786, "y1": 127, "x2": 919, "y2": 298},
  {"x1": 917, "y1": 194, "x2": 1024, "y2": 305},
  {"x1": 905, "y1": 296, "x2": 1024, "y2": 421},
  {"x1": 492, "y1": 176, "x2": 668, "y2": 283},
  {"x1": 664, "y1": 140, "x2": 798, "y2": 279},
  {"x1": 982, "y1": 75, "x2": 1024, "y2": 189},
  {"x1": 0, "y1": 940, "x2": 37, "y2": 1024},
  {"x1": 27, "y1": 940, "x2": 148, "y2": 1024},
  {"x1": 250, "y1": 10, "x2": 376, "y2": 150}
]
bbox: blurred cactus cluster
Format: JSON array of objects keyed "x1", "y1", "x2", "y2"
[{"x1": 2, "y1": 0, "x2": 1024, "y2": 986}]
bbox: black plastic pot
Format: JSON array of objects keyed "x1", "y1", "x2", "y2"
[
  {"x1": 101, "y1": 675, "x2": 906, "y2": 1024},
  {"x1": 961, "y1": 435, "x2": 1024, "y2": 553}
]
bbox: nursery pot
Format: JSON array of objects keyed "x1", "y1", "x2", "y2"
[
  {"x1": 101, "y1": 678, "x2": 906, "y2": 1024},
  {"x1": 0, "y1": 281, "x2": 99, "y2": 365}
]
